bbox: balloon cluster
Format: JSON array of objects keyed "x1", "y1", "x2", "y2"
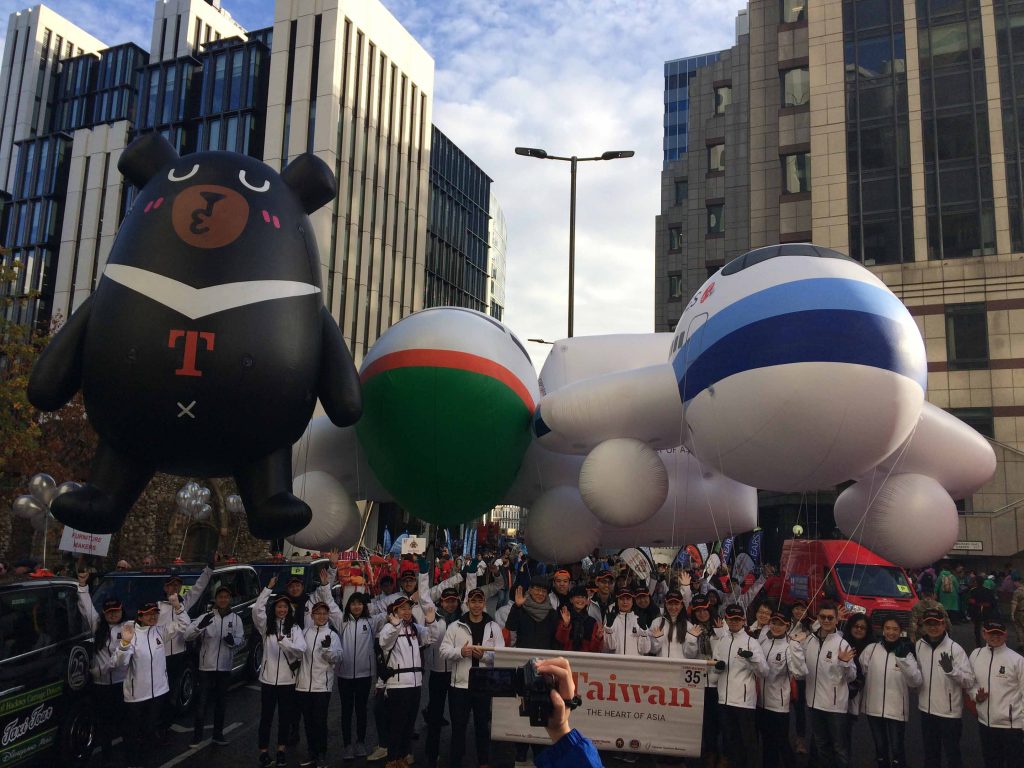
[
  {"x1": 12, "y1": 474, "x2": 81, "y2": 531},
  {"x1": 176, "y1": 481, "x2": 213, "y2": 522}
]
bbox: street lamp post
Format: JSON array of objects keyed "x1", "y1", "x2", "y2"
[{"x1": 515, "y1": 146, "x2": 634, "y2": 338}]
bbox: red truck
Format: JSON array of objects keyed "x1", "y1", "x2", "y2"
[{"x1": 775, "y1": 539, "x2": 919, "y2": 633}]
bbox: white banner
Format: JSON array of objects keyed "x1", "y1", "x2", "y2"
[
  {"x1": 58, "y1": 527, "x2": 112, "y2": 557},
  {"x1": 489, "y1": 648, "x2": 707, "y2": 757}
]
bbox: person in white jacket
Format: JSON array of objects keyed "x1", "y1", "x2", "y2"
[
  {"x1": 158, "y1": 565, "x2": 211, "y2": 740},
  {"x1": 335, "y1": 592, "x2": 375, "y2": 759},
  {"x1": 116, "y1": 599, "x2": 188, "y2": 768},
  {"x1": 714, "y1": 603, "x2": 768, "y2": 768},
  {"x1": 802, "y1": 600, "x2": 857, "y2": 768},
  {"x1": 968, "y1": 619, "x2": 1024, "y2": 768},
  {"x1": 252, "y1": 575, "x2": 308, "y2": 768},
  {"x1": 683, "y1": 594, "x2": 726, "y2": 765},
  {"x1": 439, "y1": 587, "x2": 505, "y2": 768},
  {"x1": 758, "y1": 609, "x2": 808, "y2": 768},
  {"x1": 184, "y1": 585, "x2": 244, "y2": 747},
  {"x1": 76, "y1": 571, "x2": 128, "y2": 766},
  {"x1": 915, "y1": 607, "x2": 975, "y2": 768},
  {"x1": 648, "y1": 589, "x2": 689, "y2": 658},
  {"x1": 378, "y1": 594, "x2": 439, "y2": 763},
  {"x1": 295, "y1": 601, "x2": 343, "y2": 768},
  {"x1": 603, "y1": 588, "x2": 656, "y2": 655},
  {"x1": 859, "y1": 617, "x2": 922, "y2": 768}
]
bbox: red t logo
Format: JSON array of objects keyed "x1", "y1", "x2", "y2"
[{"x1": 168, "y1": 330, "x2": 216, "y2": 377}]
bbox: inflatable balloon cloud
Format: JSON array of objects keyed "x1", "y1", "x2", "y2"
[
  {"x1": 27, "y1": 134, "x2": 362, "y2": 540},
  {"x1": 292, "y1": 244, "x2": 995, "y2": 566}
]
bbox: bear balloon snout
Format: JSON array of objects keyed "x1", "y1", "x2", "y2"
[{"x1": 170, "y1": 184, "x2": 249, "y2": 248}]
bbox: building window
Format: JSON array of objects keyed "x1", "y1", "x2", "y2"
[
  {"x1": 707, "y1": 204, "x2": 725, "y2": 234},
  {"x1": 708, "y1": 143, "x2": 725, "y2": 172},
  {"x1": 668, "y1": 226, "x2": 683, "y2": 251},
  {"x1": 782, "y1": 0, "x2": 807, "y2": 23},
  {"x1": 715, "y1": 85, "x2": 732, "y2": 114},
  {"x1": 781, "y1": 153, "x2": 811, "y2": 193},
  {"x1": 781, "y1": 67, "x2": 810, "y2": 106},
  {"x1": 947, "y1": 407, "x2": 993, "y2": 438},
  {"x1": 668, "y1": 272, "x2": 684, "y2": 301},
  {"x1": 945, "y1": 303, "x2": 989, "y2": 370},
  {"x1": 674, "y1": 179, "x2": 688, "y2": 205}
]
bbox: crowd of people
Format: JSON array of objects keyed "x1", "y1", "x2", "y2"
[{"x1": 60, "y1": 544, "x2": 1024, "y2": 768}]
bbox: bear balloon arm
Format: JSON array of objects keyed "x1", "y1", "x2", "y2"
[
  {"x1": 27, "y1": 295, "x2": 92, "y2": 412},
  {"x1": 317, "y1": 306, "x2": 363, "y2": 427}
]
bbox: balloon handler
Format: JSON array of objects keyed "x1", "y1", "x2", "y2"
[{"x1": 27, "y1": 133, "x2": 362, "y2": 539}]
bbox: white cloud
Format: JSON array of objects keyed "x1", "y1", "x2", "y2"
[{"x1": 380, "y1": 0, "x2": 747, "y2": 360}]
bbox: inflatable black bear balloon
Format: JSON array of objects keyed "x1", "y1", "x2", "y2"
[{"x1": 28, "y1": 133, "x2": 362, "y2": 539}]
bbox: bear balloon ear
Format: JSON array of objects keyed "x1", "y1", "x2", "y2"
[
  {"x1": 280, "y1": 154, "x2": 337, "y2": 214},
  {"x1": 118, "y1": 132, "x2": 180, "y2": 188}
]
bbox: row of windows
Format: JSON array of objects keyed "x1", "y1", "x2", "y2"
[{"x1": 9, "y1": 136, "x2": 71, "y2": 200}]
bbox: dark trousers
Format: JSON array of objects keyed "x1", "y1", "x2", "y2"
[
  {"x1": 449, "y1": 687, "x2": 492, "y2": 767},
  {"x1": 702, "y1": 686, "x2": 721, "y2": 757},
  {"x1": 809, "y1": 708, "x2": 851, "y2": 768},
  {"x1": 160, "y1": 652, "x2": 186, "y2": 730},
  {"x1": 258, "y1": 683, "x2": 295, "y2": 751},
  {"x1": 759, "y1": 708, "x2": 795, "y2": 768},
  {"x1": 385, "y1": 686, "x2": 421, "y2": 760},
  {"x1": 979, "y1": 723, "x2": 1024, "y2": 768},
  {"x1": 193, "y1": 671, "x2": 229, "y2": 738},
  {"x1": 424, "y1": 671, "x2": 451, "y2": 762},
  {"x1": 297, "y1": 690, "x2": 330, "y2": 758},
  {"x1": 373, "y1": 687, "x2": 389, "y2": 747},
  {"x1": 337, "y1": 676, "x2": 372, "y2": 745},
  {"x1": 868, "y1": 715, "x2": 907, "y2": 765},
  {"x1": 719, "y1": 704, "x2": 757, "y2": 768},
  {"x1": 125, "y1": 695, "x2": 164, "y2": 768},
  {"x1": 794, "y1": 680, "x2": 807, "y2": 737},
  {"x1": 94, "y1": 682, "x2": 123, "y2": 759},
  {"x1": 920, "y1": 711, "x2": 963, "y2": 768}
]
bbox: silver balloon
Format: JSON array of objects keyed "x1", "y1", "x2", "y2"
[
  {"x1": 176, "y1": 488, "x2": 190, "y2": 506},
  {"x1": 28, "y1": 473, "x2": 57, "y2": 506},
  {"x1": 196, "y1": 503, "x2": 212, "y2": 521},
  {"x1": 12, "y1": 495, "x2": 45, "y2": 519},
  {"x1": 30, "y1": 510, "x2": 55, "y2": 532},
  {"x1": 198, "y1": 487, "x2": 211, "y2": 503},
  {"x1": 225, "y1": 495, "x2": 244, "y2": 515},
  {"x1": 54, "y1": 480, "x2": 82, "y2": 499},
  {"x1": 186, "y1": 481, "x2": 201, "y2": 495}
]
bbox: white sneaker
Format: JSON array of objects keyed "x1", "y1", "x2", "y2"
[
  {"x1": 367, "y1": 746, "x2": 388, "y2": 762},
  {"x1": 341, "y1": 744, "x2": 355, "y2": 760},
  {"x1": 354, "y1": 742, "x2": 368, "y2": 757}
]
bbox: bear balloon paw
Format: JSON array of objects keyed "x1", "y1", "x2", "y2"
[
  {"x1": 245, "y1": 492, "x2": 313, "y2": 540},
  {"x1": 50, "y1": 485, "x2": 129, "y2": 534}
]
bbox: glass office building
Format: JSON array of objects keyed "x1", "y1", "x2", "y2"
[{"x1": 664, "y1": 52, "x2": 722, "y2": 166}]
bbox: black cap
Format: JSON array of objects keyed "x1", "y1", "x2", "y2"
[
  {"x1": 214, "y1": 585, "x2": 232, "y2": 597},
  {"x1": 690, "y1": 594, "x2": 711, "y2": 609},
  {"x1": 664, "y1": 589, "x2": 685, "y2": 603},
  {"x1": 770, "y1": 609, "x2": 789, "y2": 623},
  {"x1": 138, "y1": 602, "x2": 159, "y2": 615},
  {"x1": 310, "y1": 601, "x2": 331, "y2": 612},
  {"x1": 724, "y1": 604, "x2": 745, "y2": 619},
  {"x1": 164, "y1": 575, "x2": 183, "y2": 586},
  {"x1": 983, "y1": 619, "x2": 1007, "y2": 633},
  {"x1": 286, "y1": 575, "x2": 304, "y2": 586},
  {"x1": 102, "y1": 599, "x2": 123, "y2": 612},
  {"x1": 271, "y1": 594, "x2": 293, "y2": 608},
  {"x1": 634, "y1": 585, "x2": 650, "y2": 597},
  {"x1": 399, "y1": 570, "x2": 418, "y2": 581},
  {"x1": 440, "y1": 588, "x2": 461, "y2": 600},
  {"x1": 595, "y1": 571, "x2": 614, "y2": 582},
  {"x1": 568, "y1": 585, "x2": 589, "y2": 599},
  {"x1": 921, "y1": 608, "x2": 946, "y2": 624},
  {"x1": 379, "y1": 575, "x2": 395, "y2": 586},
  {"x1": 530, "y1": 576, "x2": 550, "y2": 591},
  {"x1": 388, "y1": 595, "x2": 411, "y2": 613},
  {"x1": 466, "y1": 587, "x2": 485, "y2": 600},
  {"x1": 615, "y1": 587, "x2": 634, "y2": 599}
]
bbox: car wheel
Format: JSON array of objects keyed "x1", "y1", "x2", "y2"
[
  {"x1": 246, "y1": 634, "x2": 263, "y2": 681},
  {"x1": 175, "y1": 662, "x2": 198, "y2": 713},
  {"x1": 61, "y1": 696, "x2": 95, "y2": 768}
]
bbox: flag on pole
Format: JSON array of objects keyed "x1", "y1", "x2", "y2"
[
  {"x1": 748, "y1": 529, "x2": 764, "y2": 566},
  {"x1": 721, "y1": 537, "x2": 734, "y2": 566},
  {"x1": 444, "y1": 528, "x2": 452, "y2": 553},
  {"x1": 383, "y1": 527, "x2": 392, "y2": 554}
]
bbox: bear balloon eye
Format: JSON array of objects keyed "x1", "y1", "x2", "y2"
[
  {"x1": 167, "y1": 164, "x2": 199, "y2": 182},
  {"x1": 239, "y1": 170, "x2": 270, "y2": 193}
]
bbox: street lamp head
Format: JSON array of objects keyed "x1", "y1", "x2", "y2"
[
  {"x1": 600, "y1": 150, "x2": 635, "y2": 160},
  {"x1": 515, "y1": 146, "x2": 548, "y2": 159}
]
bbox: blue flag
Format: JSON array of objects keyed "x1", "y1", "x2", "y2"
[
  {"x1": 383, "y1": 527, "x2": 392, "y2": 554},
  {"x1": 748, "y1": 529, "x2": 764, "y2": 565},
  {"x1": 721, "y1": 537, "x2": 734, "y2": 566}
]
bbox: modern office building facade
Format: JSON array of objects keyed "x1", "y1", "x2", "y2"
[
  {"x1": 425, "y1": 125, "x2": 493, "y2": 315},
  {"x1": 487, "y1": 190, "x2": 507, "y2": 321},
  {"x1": 654, "y1": 0, "x2": 1024, "y2": 557},
  {"x1": 0, "y1": 0, "x2": 435, "y2": 366}
]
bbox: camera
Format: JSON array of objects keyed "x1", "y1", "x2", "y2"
[{"x1": 468, "y1": 657, "x2": 554, "y2": 727}]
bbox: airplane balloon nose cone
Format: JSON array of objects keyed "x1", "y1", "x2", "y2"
[{"x1": 673, "y1": 244, "x2": 926, "y2": 491}]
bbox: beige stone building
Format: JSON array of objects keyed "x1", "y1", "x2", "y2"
[{"x1": 655, "y1": 0, "x2": 1024, "y2": 560}]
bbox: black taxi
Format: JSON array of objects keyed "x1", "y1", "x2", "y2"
[{"x1": 0, "y1": 575, "x2": 94, "y2": 767}]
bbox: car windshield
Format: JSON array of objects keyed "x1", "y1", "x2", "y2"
[
  {"x1": 834, "y1": 564, "x2": 914, "y2": 599},
  {"x1": 93, "y1": 573, "x2": 200, "y2": 617},
  {"x1": 251, "y1": 562, "x2": 328, "y2": 592}
]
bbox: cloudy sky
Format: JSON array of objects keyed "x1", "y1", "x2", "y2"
[{"x1": 1, "y1": 0, "x2": 745, "y2": 360}]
